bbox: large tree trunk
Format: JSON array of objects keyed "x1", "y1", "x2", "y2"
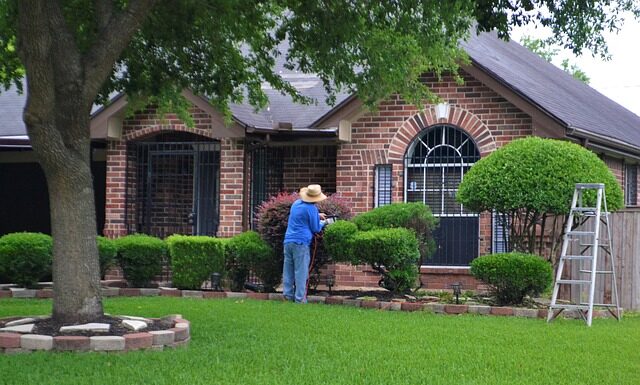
[
  {"x1": 43, "y1": 129, "x2": 103, "y2": 324},
  {"x1": 15, "y1": 0, "x2": 156, "y2": 324}
]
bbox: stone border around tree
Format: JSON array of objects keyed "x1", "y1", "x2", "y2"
[{"x1": 0, "y1": 311, "x2": 190, "y2": 354}]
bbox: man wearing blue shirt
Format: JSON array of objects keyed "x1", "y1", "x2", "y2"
[{"x1": 283, "y1": 184, "x2": 327, "y2": 303}]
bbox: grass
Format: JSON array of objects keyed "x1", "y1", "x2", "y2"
[{"x1": 1, "y1": 297, "x2": 638, "y2": 385}]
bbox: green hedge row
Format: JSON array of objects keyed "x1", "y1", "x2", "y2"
[{"x1": 0, "y1": 231, "x2": 273, "y2": 291}]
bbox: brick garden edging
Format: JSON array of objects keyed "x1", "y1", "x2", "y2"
[
  {"x1": 1, "y1": 287, "x2": 620, "y2": 322},
  {"x1": 0, "y1": 312, "x2": 190, "y2": 354}
]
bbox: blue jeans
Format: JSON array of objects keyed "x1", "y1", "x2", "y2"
[{"x1": 283, "y1": 242, "x2": 310, "y2": 303}]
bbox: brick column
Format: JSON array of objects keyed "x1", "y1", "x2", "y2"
[
  {"x1": 218, "y1": 138, "x2": 244, "y2": 237},
  {"x1": 103, "y1": 140, "x2": 128, "y2": 238}
]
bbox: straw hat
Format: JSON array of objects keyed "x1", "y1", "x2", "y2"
[{"x1": 299, "y1": 184, "x2": 327, "y2": 203}]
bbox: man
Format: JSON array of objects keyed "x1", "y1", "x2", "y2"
[{"x1": 283, "y1": 184, "x2": 327, "y2": 303}]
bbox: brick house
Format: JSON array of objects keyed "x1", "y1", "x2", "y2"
[{"x1": 1, "y1": 31, "x2": 639, "y2": 290}]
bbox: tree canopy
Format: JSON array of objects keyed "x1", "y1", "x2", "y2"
[
  {"x1": 0, "y1": 0, "x2": 637, "y2": 323},
  {"x1": 457, "y1": 137, "x2": 623, "y2": 259}
]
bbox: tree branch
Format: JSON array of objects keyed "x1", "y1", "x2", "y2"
[{"x1": 82, "y1": 0, "x2": 157, "y2": 101}]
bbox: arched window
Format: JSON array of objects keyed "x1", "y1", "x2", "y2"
[{"x1": 404, "y1": 125, "x2": 480, "y2": 265}]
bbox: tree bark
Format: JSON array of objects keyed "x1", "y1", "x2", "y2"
[{"x1": 15, "y1": 0, "x2": 155, "y2": 324}]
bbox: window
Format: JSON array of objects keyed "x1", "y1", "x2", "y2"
[
  {"x1": 404, "y1": 125, "x2": 480, "y2": 266},
  {"x1": 374, "y1": 164, "x2": 392, "y2": 207},
  {"x1": 625, "y1": 164, "x2": 638, "y2": 206}
]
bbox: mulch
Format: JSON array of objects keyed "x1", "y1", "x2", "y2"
[{"x1": 31, "y1": 315, "x2": 174, "y2": 337}]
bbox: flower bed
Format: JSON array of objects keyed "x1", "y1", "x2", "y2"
[
  {"x1": 0, "y1": 286, "x2": 620, "y2": 322},
  {"x1": 0, "y1": 310, "x2": 190, "y2": 354}
]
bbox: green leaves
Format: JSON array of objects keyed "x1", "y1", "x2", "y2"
[
  {"x1": 457, "y1": 137, "x2": 624, "y2": 215},
  {"x1": 470, "y1": 252, "x2": 553, "y2": 305}
]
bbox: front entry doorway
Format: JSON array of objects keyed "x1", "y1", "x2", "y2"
[{"x1": 126, "y1": 137, "x2": 220, "y2": 238}]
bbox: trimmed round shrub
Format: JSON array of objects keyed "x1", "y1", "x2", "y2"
[
  {"x1": 97, "y1": 236, "x2": 118, "y2": 280},
  {"x1": 225, "y1": 231, "x2": 274, "y2": 292},
  {"x1": 166, "y1": 235, "x2": 225, "y2": 290},
  {"x1": 114, "y1": 234, "x2": 166, "y2": 288},
  {"x1": 352, "y1": 228, "x2": 420, "y2": 293},
  {"x1": 352, "y1": 203, "x2": 437, "y2": 263},
  {"x1": 0, "y1": 232, "x2": 52, "y2": 288},
  {"x1": 458, "y1": 137, "x2": 623, "y2": 214},
  {"x1": 470, "y1": 252, "x2": 553, "y2": 306},
  {"x1": 323, "y1": 220, "x2": 359, "y2": 264}
]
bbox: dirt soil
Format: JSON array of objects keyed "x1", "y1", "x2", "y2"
[{"x1": 26, "y1": 316, "x2": 175, "y2": 337}]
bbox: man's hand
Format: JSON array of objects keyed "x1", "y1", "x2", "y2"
[{"x1": 319, "y1": 213, "x2": 327, "y2": 220}]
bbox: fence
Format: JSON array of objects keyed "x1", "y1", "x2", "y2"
[{"x1": 608, "y1": 209, "x2": 640, "y2": 310}]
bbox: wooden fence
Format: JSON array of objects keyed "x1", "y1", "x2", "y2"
[{"x1": 609, "y1": 209, "x2": 640, "y2": 310}]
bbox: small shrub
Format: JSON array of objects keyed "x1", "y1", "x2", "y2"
[
  {"x1": 0, "y1": 232, "x2": 52, "y2": 288},
  {"x1": 114, "y1": 234, "x2": 166, "y2": 288},
  {"x1": 352, "y1": 203, "x2": 437, "y2": 263},
  {"x1": 352, "y1": 228, "x2": 420, "y2": 293},
  {"x1": 323, "y1": 220, "x2": 359, "y2": 264},
  {"x1": 470, "y1": 252, "x2": 553, "y2": 306},
  {"x1": 166, "y1": 235, "x2": 225, "y2": 290},
  {"x1": 97, "y1": 236, "x2": 117, "y2": 279},
  {"x1": 226, "y1": 231, "x2": 274, "y2": 291}
]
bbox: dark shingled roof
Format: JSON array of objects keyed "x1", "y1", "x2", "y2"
[
  {"x1": 229, "y1": 73, "x2": 351, "y2": 129},
  {"x1": 460, "y1": 31, "x2": 640, "y2": 149},
  {"x1": 1, "y1": 32, "x2": 640, "y2": 150},
  {"x1": 0, "y1": 82, "x2": 26, "y2": 137}
]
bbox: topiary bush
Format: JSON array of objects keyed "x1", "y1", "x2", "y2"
[
  {"x1": 97, "y1": 236, "x2": 118, "y2": 280},
  {"x1": 114, "y1": 234, "x2": 166, "y2": 288},
  {"x1": 470, "y1": 252, "x2": 553, "y2": 306},
  {"x1": 352, "y1": 202, "x2": 437, "y2": 263},
  {"x1": 352, "y1": 228, "x2": 421, "y2": 293},
  {"x1": 323, "y1": 220, "x2": 359, "y2": 264},
  {"x1": 255, "y1": 192, "x2": 353, "y2": 289},
  {"x1": 166, "y1": 235, "x2": 226, "y2": 290},
  {"x1": 225, "y1": 231, "x2": 274, "y2": 291},
  {"x1": 0, "y1": 232, "x2": 52, "y2": 288},
  {"x1": 458, "y1": 137, "x2": 624, "y2": 260}
]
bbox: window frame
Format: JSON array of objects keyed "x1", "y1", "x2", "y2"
[{"x1": 374, "y1": 164, "x2": 393, "y2": 208}]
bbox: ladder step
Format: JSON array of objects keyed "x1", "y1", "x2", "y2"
[
  {"x1": 579, "y1": 302, "x2": 619, "y2": 307},
  {"x1": 567, "y1": 231, "x2": 595, "y2": 236},
  {"x1": 549, "y1": 304, "x2": 590, "y2": 310},
  {"x1": 556, "y1": 279, "x2": 592, "y2": 285},
  {"x1": 562, "y1": 255, "x2": 594, "y2": 260},
  {"x1": 575, "y1": 183, "x2": 605, "y2": 189},
  {"x1": 579, "y1": 269, "x2": 614, "y2": 274}
]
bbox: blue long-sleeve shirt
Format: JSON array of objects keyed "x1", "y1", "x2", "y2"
[{"x1": 283, "y1": 199, "x2": 325, "y2": 246}]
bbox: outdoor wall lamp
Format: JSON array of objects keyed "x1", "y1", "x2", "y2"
[
  {"x1": 326, "y1": 274, "x2": 335, "y2": 294},
  {"x1": 450, "y1": 282, "x2": 462, "y2": 304},
  {"x1": 435, "y1": 102, "x2": 450, "y2": 121},
  {"x1": 210, "y1": 272, "x2": 222, "y2": 292}
]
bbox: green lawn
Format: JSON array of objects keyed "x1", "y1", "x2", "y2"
[{"x1": 0, "y1": 297, "x2": 638, "y2": 385}]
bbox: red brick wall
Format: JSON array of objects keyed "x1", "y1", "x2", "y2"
[
  {"x1": 281, "y1": 145, "x2": 337, "y2": 194},
  {"x1": 103, "y1": 105, "x2": 245, "y2": 238},
  {"x1": 333, "y1": 70, "x2": 534, "y2": 290},
  {"x1": 218, "y1": 138, "x2": 244, "y2": 237}
]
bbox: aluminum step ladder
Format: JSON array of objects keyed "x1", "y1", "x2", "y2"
[{"x1": 547, "y1": 183, "x2": 621, "y2": 326}]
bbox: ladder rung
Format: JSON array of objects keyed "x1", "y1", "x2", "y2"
[
  {"x1": 575, "y1": 183, "x2": 604, "y2": 189},
  {"x1": 572, "y1": 207, "x2": 598, "y2": 213},
  {"x1": 579, "y1": 303, "x2": 619, "y2": 307},
  {"x1": 562, "y1": 255, "x2": 594, "y2": 260},
  {"x1": 556, "y1": 279, "x2": 592, "y2": 285},
  {"x1": 579, "y1": 269, "x2": 613, "y2": 274},
  {"x1": 567, "y1": 231, "x2": 596, "y2": 236},
  {"x1": 549, "y1": 304, "x2": 590, "y2": 310}
]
